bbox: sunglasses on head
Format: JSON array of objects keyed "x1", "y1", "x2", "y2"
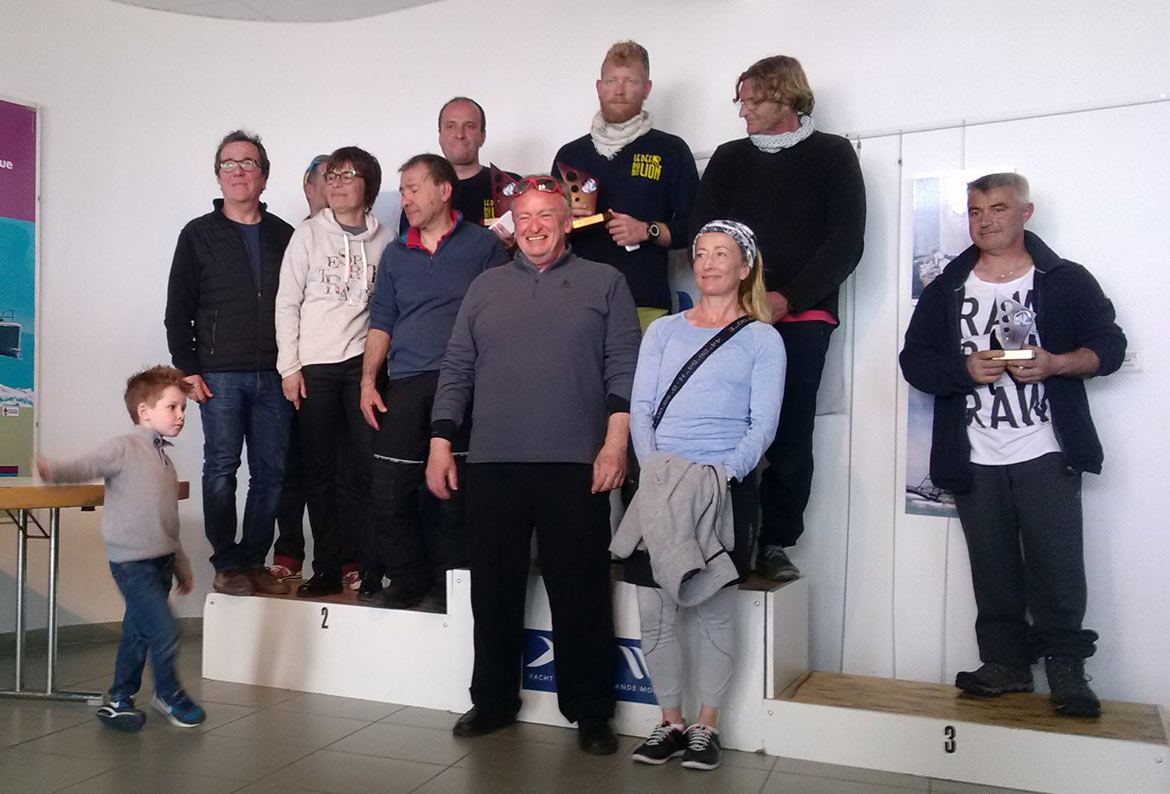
[{"x1": 506, "y1": 177, "x2": 566, "y2": 198}]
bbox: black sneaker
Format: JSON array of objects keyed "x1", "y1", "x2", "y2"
[
  {"x1": 955, "y1": 662, "x2": 1034, "y2": 695},
  {"x1": 680, "y1": 724, "x2": 721, "y2": 770},
  {"x1": 1045, "y1": 656, "x2": 1101, "y2": 718},
  {"x1": 631, "y1": 721, "x2": 687, "y2": 764},
  {"x1": 96, "y1": 697, "x2": 146, "y2": 732},
  {"x1": 755, "y1": 545, "x2": 800, "y2": 582}
]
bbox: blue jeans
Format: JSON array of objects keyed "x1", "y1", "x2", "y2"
[
  {"x1": 200, "y1": 370, "x2": 293, "y2": 572},
  {"x1": 109, "y1": 555, "x2": 182, "y2": 701}
]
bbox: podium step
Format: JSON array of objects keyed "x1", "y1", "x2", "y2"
[{"x1": 764, "y1": 671, "x2": 1169, "y2": 794}]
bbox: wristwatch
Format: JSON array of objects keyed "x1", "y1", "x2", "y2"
[{"x1": 647, "y1": 222, "x2": 661, "y2": 241}]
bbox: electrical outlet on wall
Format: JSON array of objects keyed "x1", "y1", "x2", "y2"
[{"x1": 1119, "y1": 350, "x2": 1141, "y2": 372}]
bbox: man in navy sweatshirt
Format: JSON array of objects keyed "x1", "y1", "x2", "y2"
[
  {"x1": 552, "y1": 40, "x2": 699, "y2": 330},
  {"x1": 361, "y1": 153, "x2": 509, "y2": 610}
]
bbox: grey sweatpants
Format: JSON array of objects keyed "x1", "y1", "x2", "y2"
[{"x1": 636, "y1": 585, "x2": 737, "y2": 710}]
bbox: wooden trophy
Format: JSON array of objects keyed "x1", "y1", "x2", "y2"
[{"x1": 556, "y1": 161, "x2": 611, "y2": 229}]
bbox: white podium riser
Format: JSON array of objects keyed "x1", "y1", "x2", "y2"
[
  {"x1": 203, "y1": 571, "x2": 811, "y2": 753},
  {"x1": 762, "y1": 697, "x2": 1170, "y2": 794}
]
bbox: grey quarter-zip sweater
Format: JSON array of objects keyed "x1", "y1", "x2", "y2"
[
  {"x1": 431, "y1": 247, "x2": 641, "y2": 464},
  {"x1": 45, "y1": 426, "x2": 191, "y2": 582}
]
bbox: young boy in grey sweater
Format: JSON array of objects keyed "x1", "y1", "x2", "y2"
[{"x1": 37, "y1": 366, "x2": 206, "y2": 731}]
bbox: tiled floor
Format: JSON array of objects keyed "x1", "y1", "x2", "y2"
[{"x1": 0, "y1": 639, "x2": 1038, "y2": 794}]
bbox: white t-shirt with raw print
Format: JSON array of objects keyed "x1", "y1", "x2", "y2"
[{"x1": 960, "y1": 268, "x2": 1062, "y2": 465}]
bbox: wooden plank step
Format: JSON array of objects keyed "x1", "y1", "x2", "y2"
[{"x1": 785, "y1": 671, "x2": 1166, "y2": 745}]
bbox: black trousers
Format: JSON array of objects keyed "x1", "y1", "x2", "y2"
[
  {"x1": 370, "y1": 372, "x2": 467, "y2": 593},
  {"x1": 759, "y1": 321, "x2": 834, "y2": 549},
  {"x1": 953, "y1": 452, "x2": 1098, "y2": 665},
  {"x1": 273, "y1": 413, "x2": 307, "y2": 564},
  {"x1": 298, "y1": 356, "x2": 372, "y2": 577},
  {"x1": 466, "y1": 463, "x2": 615, "y2": 723}
]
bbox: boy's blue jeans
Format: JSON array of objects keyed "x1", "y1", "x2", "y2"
[{"x1": 108, "y1": 555, "x2": 181, "y2": 702}]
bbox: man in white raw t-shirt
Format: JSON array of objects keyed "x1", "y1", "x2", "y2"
[{"x1": 900, "y1": 172, "x2": 1126, "y2": 718}]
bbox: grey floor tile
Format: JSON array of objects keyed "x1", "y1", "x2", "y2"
[
  {"x1": 137, "y1": 732, "x2": 315, "y2": 782},
  {"x1": 193, "y1": 678, "x2": 300, "y2": 708},
  {"x1": 763, "y1": 770, "x2": 923, "y2": 793},
  {"x1": 232, "y1": 785, "x2": 337, "y2": 794},
  {"x1": 262, "y1": 748, "x2": 446, "y2": 794},
  {"x1": 720, "y1": 748, "x2": 778, "y2": 772},
  {"x1": 0, "y1": 699, "x2": 94, "y2": 746},
  {"x1": 378, "y1": 705, "x2": 459, "y2": 731},
  {"x1": 772, "y1": 756, "x2": 929, "y2": 789},
  {"x1": 929, "y1": 781, "x2": 1037, "y2": 794},
  {"x1": 412, "y1": 764, "x2": 599, "y2": 794},
  {"x1": 52, "y1": 764, "x2": 245, "y2": 794},
  {"x1": 599, "y1": 755, "x2": 771, "y2": 794},
  {"x1": 455, "y1": 737, "x2": 627, "y2": 791},
  {"x1": 16, "y1": 718, "x2": 183, "y2": 763},
  {"x1": 194, "y1": 700, "x2": 258, "y2": 732},
  {"x1": 328, "y1": 722, "x2": 476, "y2": 766},
  {"x1": 0, "y1": 745, "x2": 123, "y2": 794},
  {"x1": 208, "y1": 707, "x2": 369, "y2": 748},
  {"x1": 273, "y1": 691, "x2": 402, "y2": 721}
]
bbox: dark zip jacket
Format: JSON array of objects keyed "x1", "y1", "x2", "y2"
[
  {"x1": 165, "y1": 199, "x2": 294, "y2": 375},
  {"x1": 899, "y1": 231, "x2": 1126, "y2": 491}
]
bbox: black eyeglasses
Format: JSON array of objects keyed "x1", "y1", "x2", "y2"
[
  {"x1": 219, "y1": 158, "x2": 260, "y2": 172},
  {"x1": 325, "y1": 170, "x2": 361, "y2": 185}
]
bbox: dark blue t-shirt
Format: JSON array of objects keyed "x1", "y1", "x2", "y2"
[
  {"x1": 552, "y1": 129, "x2": 699, "y2": 309},
  {"x1": 233, "y1": 221, "x2": 262, "y2": 286}
]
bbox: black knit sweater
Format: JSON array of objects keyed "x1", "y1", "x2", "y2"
[{"x1": 690, "y1": 132, "x2": 866, "y2": 320}]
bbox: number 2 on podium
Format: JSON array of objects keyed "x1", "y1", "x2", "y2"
[
  {"x1": 943, "y1": 724, "x2": 956, "y2": 753},
  {"x1": 321, "y1": 606, "x2": 329, "y2": 629}
]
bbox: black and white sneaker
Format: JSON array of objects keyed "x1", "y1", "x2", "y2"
[
  {"x1": 96, "y1": 697, "x2": 146, "y2": 732},
  {"x1": 631, "y1": 721, "x2": 687, "y2": 764},
  {"x1": 681, "y1": 724, "x2": 721, "y2": 770}
]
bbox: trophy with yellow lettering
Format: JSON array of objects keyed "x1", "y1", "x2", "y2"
[{"x1": 485, "y1": 163, "x2": 520, "y2": 226}]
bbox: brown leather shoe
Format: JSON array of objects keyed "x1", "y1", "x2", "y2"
[
  {"x1": 247, "y1": 568, "x2": 291, "y2": 595},
  {"x1": 212, "y1": 571, "x2": 254, "y2": 596}
]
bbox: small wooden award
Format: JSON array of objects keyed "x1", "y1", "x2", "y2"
[{"x1": 556, "y1": 161, "x2": 606, "y2": 229}]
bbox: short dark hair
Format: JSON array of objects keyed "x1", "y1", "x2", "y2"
[
  {"x1": 438, "y1": 96, "x2": 486, "y2": 132},
  {"x1": 124, "y1": 366, "x2": 192, "y2": 423},
  {"x1": 327, "y1": 146, "x2": 382, "y2": 212},
  {"x1": 214, "y1": 129, "x2": 270, "y2": 178},
  {"x1": 399, "y1": 153, "x2": 458, "y2": 192}
]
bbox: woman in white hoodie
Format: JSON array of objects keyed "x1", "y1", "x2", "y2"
[{"x1": 275, "y1": 146, "x2": 391, "y2": 599}]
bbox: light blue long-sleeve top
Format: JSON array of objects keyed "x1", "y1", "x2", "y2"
[{"x1": 630, "y1": 312, "x2": 787, "y2": 481}]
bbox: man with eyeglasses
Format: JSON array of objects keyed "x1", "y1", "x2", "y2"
[
  {"x1": 691, "y1": 55, "x2": 867, "y2": 583},
  {"x1": 426, "y1": 176, "x2": 640, "y2": 755},
  {"x1": 165, "y1": 129, "x2": 295, "y2": 597},
  {"x1": 551, "y1": 40, "x2": 699, "y2": 331},
  {"x1": 360, "y1": 153, "x2": 509, "y2": 611}
]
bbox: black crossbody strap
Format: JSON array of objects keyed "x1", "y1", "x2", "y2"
[{"x1": 652, "y1": 315, "x2": 753, "y2": 430}]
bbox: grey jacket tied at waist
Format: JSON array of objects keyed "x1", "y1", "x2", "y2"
[{"x1": 610, "y1": 452, "x2": 737, "y2": 607}]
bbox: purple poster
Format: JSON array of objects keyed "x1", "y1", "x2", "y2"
[{"x1": 0, "y1": 98, "x2": 38, "y2": 477}]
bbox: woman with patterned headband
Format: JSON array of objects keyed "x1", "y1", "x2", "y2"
[{"x1": 610, "y1": 220, "x2": 786, "y2": 771}]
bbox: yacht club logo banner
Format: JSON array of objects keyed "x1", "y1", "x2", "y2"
[{"x1": 0, "y1": 98, "x2": 38, "y2": 476}]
